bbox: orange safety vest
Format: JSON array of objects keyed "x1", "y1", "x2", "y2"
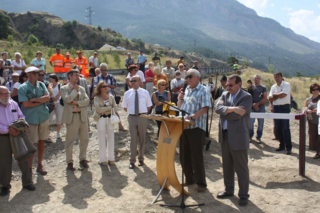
[
  {"x1": 49, "y1": 54, "x2": 65, "y2": 73},
  {"x1": 64, "y1": 57, "x2": 74, "y2": 69},
  {"x1": 75, "y1": 57, "x2": 88, "y2": 66}
]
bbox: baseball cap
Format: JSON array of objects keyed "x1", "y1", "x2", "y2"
[
  {"x1": 25, "y1": 67, "x2": 40, "y2": 73},
  {"x1": 66, "y1": 52, "x2": 70, "y2": 55},
  {"x1": 12, "y1": 73, "x2": 19, "y2": 76}
]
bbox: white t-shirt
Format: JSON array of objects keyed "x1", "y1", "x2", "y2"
[
  {"x1": 51, "y1": 83, "x2": 61, "y2": 104},
  {"x1": 269, "y1": 81, "x2": 291, "y2": 105},
  {"x1": 13, "y1": 82, "x2": 21, "y2": 89},
  {"x1": 89, "y1": 56, "x2": 99, "y2": 69},
  {"x1": 122, "y1": 88, "x2": 152, "y2": 114},
  {"x1": 12, "y1": 60, "x2": 26, "y2": 75},
  {"x1": 170, "y1": 78, "x2": 185, "y2": 94},
  {"x1": 127, "y1": 70, "x2": 146, "y2": 82}
]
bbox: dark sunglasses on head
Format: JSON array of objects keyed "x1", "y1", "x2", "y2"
[
  {"x1": 130, "y1": 80, "x2": 138, "y2": 83},
  {"x1": 186, "y1": 75, "x2": 193, "y2": 79}
]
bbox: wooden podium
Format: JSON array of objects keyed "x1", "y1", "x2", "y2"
[{"x1": 140, "y1": 114, "x2": 195, "y2": 204}]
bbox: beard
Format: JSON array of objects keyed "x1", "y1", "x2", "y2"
[{"x1": 0, "y1": 98, "x2": 9, "y2": 105}]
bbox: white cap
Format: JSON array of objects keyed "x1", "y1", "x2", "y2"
[
  {"x1": 12, "y1": 73, "x2": 19, "y2": 76},
  {"x1": 25, "y1": 67, "x2": 40, "y2": 73}
]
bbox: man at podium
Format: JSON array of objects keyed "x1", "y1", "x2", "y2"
[{"x1": 177, "y1": 69, "x2": 211, "y2": 193}]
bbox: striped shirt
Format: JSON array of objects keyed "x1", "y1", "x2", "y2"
[{"x1": 180, "y1": 83, "x2": 211, "y2": 131}]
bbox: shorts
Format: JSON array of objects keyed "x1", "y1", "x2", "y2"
[{"x1": 26, "y1": 119, "x2": 49, "y2": 143}]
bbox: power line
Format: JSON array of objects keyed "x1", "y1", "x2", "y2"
[{"x1": 85, "y1": 7, "x2": 94, "y2": 25}]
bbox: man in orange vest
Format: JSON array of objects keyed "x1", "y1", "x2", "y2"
[
  {"x1": 75, "y1": 51, "x2": 89, "y2": 78},
  {"x1": 49, "y1": 47, "x2": 65, "y2": 73},
  {"x1": 63, "y1": 52, "x2": 74, "y2": 72}
]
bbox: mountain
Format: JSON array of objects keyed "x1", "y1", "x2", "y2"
[{"x1": 1, "y1": 0, "x2": 320, "y2": 76}]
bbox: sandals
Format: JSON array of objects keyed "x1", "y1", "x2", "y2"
[
  {"x1": 313, "y1": 154, "x2": 320, "y2": 159},
  {"x1": 99, "y1": 162, "x2": 108, "y2": 166},
  {"x1": 108, "y1": 161, "x2": 115, "y2": 166}
]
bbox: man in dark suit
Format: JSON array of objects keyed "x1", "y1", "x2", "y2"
[{"x1": 215, "y1": 74, "x2": 252, "y2": 206}]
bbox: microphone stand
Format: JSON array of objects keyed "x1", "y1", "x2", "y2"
[{"x1": 157, "y1": 98, "x2": 205, "y2": 212}]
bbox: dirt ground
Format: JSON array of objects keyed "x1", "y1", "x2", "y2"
[{"x1": 1, "y1": 97, "x2": 320, "y2": 213}]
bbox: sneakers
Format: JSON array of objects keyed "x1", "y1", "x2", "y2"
[{"x1": 256, "y1": 137, "x2": 262, "y2": 144}]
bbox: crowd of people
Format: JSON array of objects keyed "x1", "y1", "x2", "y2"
[{"x1": 0, "y1": 49, "x2": 319, "y2": 207}]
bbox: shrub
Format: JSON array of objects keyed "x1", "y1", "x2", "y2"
[
  {"x1": 111, "y1": 52, "x2": 121, "y2": 68},
  {"x1": 70, "y1": 47, "x2": 76, "y2": 55},
  {"x1": 0, "y1": 13, "x2": 11, "y2": 39},
  {"x1": 28, "y1": 34, "x2": 39, "y2": 44},
  {"x1": 72, "y1": 20, "x2": 77, "y2": 27},
  {"x1": 7, "y1": 35, "x2": 13, "y2": 42},
  {"x1": 47, "y1": 47, "x2": 53, "y2": 57},
  {"x1": 97, "y1": 26, "x2": 102, "y2": 31},
  {"x1": 27, "y1": 48, "x2": 33, "y2": 57}
]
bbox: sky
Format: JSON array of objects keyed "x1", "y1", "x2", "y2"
[{"x1": 237, "y1": 0, "x2": 320, "y2": 42}]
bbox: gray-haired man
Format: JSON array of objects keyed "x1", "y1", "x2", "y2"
[{"x1": 177, "y1": 69, "x2": 211, "y2": 193}]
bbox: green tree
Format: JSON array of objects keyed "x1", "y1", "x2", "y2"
[
  {"x1": 7, "y1": 35, "x2": 13, "y2": 42},
  {"x1": 296, "y1": 71, "x2": 302, "y2": 77},
  {"x1": 28, "y1": 34, "x2": 39, "y2": 44},
  {"x1": 97, "y1": 26, "x2": 102, "y2": 31},
  {"x1": 0, "y1": 13, "x2": 11, "y2": 39},
  {"x1": 112, "y1": 52, "x2": 121, "y2": 68},
  {"x1": 227, "y1": 57, "x2": 238, "y2": 66},
  {"x1": 268, "y1": 64, "x2": 274, "y2": 73}
]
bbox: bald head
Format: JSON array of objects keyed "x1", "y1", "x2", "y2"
[{"x1": 131, "y1": 75, "x2": 141, "y2": 90}]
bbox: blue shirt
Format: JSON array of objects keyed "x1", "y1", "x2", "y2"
[
  {"x1": 18, "y1": 80, "x2": 49, "y2": 125},
  {"x1": 138, "y1": 54, "x2": 147, "y2": 63},
  {"x1": 31, "y1": 58, "x2": 46, "y2": 70},
  {"x1": 180, "y1": 83, "x2": 211, "y2": 131},
  {"x1": 93, "y1": 74, "x2": 117, "y2": 95}
]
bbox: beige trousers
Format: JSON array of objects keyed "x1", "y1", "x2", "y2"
[
  {"x1": 128, "y1": 115, "x2": 148, "y2": 163},
  {"x1": 65, "y1": 113, "x2": 89, "y2": 163}
]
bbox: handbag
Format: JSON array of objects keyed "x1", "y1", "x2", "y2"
[
  {"x1": 110, "y1": 108, "x2": 120, "y2": 125},
  {"x1": 48, "y1": 98, "x2": 55, "y2": 113}
]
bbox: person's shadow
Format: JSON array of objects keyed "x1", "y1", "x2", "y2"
[
  {"x1": 4, "y1": 175, "x2": 55, "y2": 212},
  {"x1": 62, "y1": 171, "x2": 97, "y2": 209},
  {"x1": 133, "y1": 164, "x2": 159, "y2": 196},
  {"x1": 99, "y1": 165, "x2": 128, "y2": 198}
]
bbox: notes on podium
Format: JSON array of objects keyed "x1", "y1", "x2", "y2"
[{"x1": 140, "y1": 114, "x2": 194, "y2": 196}]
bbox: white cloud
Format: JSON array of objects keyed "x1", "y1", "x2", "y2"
[
  {"x1": 270, "y1": 3, "x2": 275, "y2": 7},
  {"x1": 318, "y1": 4, "x2": 320, "y2": 8},
  {"x1": 289, "y1": 9, "x2": 320, "y2": 42},
  {"x1": 237, "y1": 0, "x2": 268, "y2": 16},
  {"x1": 282, "y1": 6, "x2": 293, "y2": 11}
]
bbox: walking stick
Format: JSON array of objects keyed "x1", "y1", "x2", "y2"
[{"x1": 208, "y1": 71, "x2": 219, "y2": 136}]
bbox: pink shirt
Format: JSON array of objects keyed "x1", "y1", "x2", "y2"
[
  {"x1": 145, "y1": 69, "x2": 155, "y2": 83},
  {"x1": 0, "y1": 100, "x2": 25, "y2": 134}
]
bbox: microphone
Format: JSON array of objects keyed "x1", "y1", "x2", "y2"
[{"x1": 182, "y1": 83, "x2": 187, "y2": 93}]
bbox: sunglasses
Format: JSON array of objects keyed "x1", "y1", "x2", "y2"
[
  {"x1": 38, "y1": 75, "x2": 44, "y2": 77},
  {"x1": 101, "y1": 85, "x2": 108, "y2": 88},
  {"x1": 130, "y1": 80, "x2": 138, "y2": 83},
  {"x1": 0, "y1": 92, "x2": 10, "y2": 95},
  {"x1": 186, "y1": 75, "x2": 193, "y2": 79},
  {"x1": 101, "y1": 69, "x2": 107, "y2": 71},
  {"x1": 176, "y1": 73, "x2": 180, "y2": 76},
  {"x1": 226, "y1": 84, "x2": 234, "y2": 88},
  {"x1": 312, "y1": 89, "x2": 319, "y2": 91}
]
